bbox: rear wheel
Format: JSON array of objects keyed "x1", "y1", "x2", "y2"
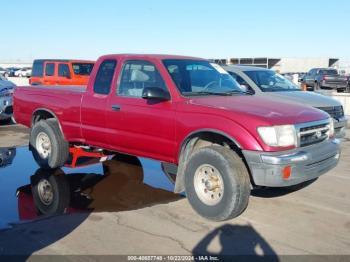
[
  {"x1": 30, "y1": 119, "x2": 69, "y2": 168},
  {"x1": 184, "y1": 145, "x2": 250, "y2": 221},
  {"x1": 31, "y1": 168, "x2": 70, "y2": 215}
]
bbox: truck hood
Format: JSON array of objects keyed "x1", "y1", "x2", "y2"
[
  {"x1": 259, "y1": 91, "x2": 341, "y2": 108},
  {"x1": 188, "y1": 95, "x2": 329, "y2": 125}
]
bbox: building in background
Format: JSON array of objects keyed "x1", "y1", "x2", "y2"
[
  {"x1": 211, "y1": 57, "x2": 341, "y2": 73},
  {"x1": 0, "y1": 60, "x2": 32, "y2": 69},
  {"x1": 338, "y1": 60, "x2": 350, "y2": 75}
]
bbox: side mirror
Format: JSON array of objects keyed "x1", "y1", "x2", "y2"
[{"x1": 142, "y1": 87, "x2": 170, "y2": 101}]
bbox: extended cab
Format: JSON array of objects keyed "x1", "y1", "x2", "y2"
[
  {"x1": 14, "y1": 54, "x2": 341, "y2": 221},
  {"x1": 30, "y1": 59, "x2": 94, "y2": 86}
]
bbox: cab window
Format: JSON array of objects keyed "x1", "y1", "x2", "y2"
[
  {"x1": 45, "y1": 63, "x2": 55, "y2": 76},
  {"x1": 117, "y1": 60, "x2": 167, "y2": 98},
  {"x1": 32, "y1": 60, "x2": 44, "y2": 77},
  {"x1": 58, "y1": 64, "x2": 70, "y2": 77}
]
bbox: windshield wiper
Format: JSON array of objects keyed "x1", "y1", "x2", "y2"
[
  {"x1": 223, "y1": 90, "x2": 255, "y2": 95},
  {"x1": 184, "y1": 91, "x2": 233, "y2": 96}
]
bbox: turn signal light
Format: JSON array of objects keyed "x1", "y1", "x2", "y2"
[{"x1": 282, "y1": 166, "x2": 292, "y2": 180}]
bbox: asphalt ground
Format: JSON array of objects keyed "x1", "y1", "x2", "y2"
[{"x1": 0, "y1": 123, "x2": 349, "y2": 260}]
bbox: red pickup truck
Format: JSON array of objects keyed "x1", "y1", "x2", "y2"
[{"x1": 14, "y1": 54, "x2": 341, "y2": 221}]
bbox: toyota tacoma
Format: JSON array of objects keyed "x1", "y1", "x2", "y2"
[{"x1": 14, "y1": 54, "x2": 341, "y2": 221}]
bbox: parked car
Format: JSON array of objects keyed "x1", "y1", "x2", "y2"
[
  {"x1": 0, "y1": 75, "x2": 15, "y2": 123},
  {"x1": 303, "y1": 68, "x2": 348, "y2": 92},
  {"x1": 14, "y1": 54, "x2": 340, "y2": 221},
  {"x1": 4, "y1": 67, "x2": 20, "y2": 77},
  {"x1": 14, "y1": 67, "x2": 32, "y2": 77},
  {"x1": 346, "y1": 75, "x2": 350, "y2": 92},
  {"x1": 298, "y1": 73, "x2": 306, "y2": 83},
  {"x1": 224, "y1": 65, "x2": 347, "y2": 138},
  {"x1": 30, "y1": 59, "x2": 95, "y2": 86}
]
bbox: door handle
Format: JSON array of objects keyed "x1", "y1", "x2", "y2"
[{"x1": 111, "y1": 104, "x2": 121, "y2": 111}]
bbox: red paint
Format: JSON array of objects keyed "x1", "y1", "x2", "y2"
[{"x1": 14, "y1": 54, "x2": 329, "y2": 164}]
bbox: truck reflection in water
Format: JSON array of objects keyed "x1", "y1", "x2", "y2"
[
  {"x1": 15, "y1": 153, "x2": 182, "y2": 221},
  {"x1": 0, "y1": 148, "x2": 16, "y2": 168}
]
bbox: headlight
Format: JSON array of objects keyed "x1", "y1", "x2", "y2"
[
  {"x1": 257, "y1": 125, "x2": 296, "y2": 147},
  {"x1": 328, "y1": 118, "x2": 334, "y2": 138}
]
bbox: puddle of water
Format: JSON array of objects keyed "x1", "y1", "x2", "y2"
[{"x1": 0, "y1": 146, "x2": 181, "y2": 229}]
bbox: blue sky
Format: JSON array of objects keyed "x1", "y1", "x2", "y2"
[{"x1": 1, "y1": 0, "x2": 350, "y2": 61}]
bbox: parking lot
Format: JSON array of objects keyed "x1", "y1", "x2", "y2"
[{"x1": 0, "y1": 123, "x2": 349, "y2": 258}]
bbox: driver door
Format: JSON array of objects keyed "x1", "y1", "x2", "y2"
[{"x1": 106, "y1": 59, "x2": 176, "y2": 162}]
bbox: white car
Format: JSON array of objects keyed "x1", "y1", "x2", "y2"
[
  {"x1": 0, "y1": 67, "x2": 7, "y2": 76},
  {"x1": 14, "y1": 67, "x2": 32, "y2": 77}
]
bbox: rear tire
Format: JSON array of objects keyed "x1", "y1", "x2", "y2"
[
  {"x1": 184, "y1": 145, "x2": 250, "y2": 221},
  {"x1": 31, "y1": 168, "x2": 70, "y2": 215},
  {"x1": 30, "y1": 119, "x2": 69, "y2": 168}
]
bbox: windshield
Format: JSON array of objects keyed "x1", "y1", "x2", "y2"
[
  {"x1": 72, "y1": 63, "x2": 94, "y2": 76},
  {"x1": 245, "y1": 70, "x2": 301, "y2": 92},
  {"x1": 163, "y1": 60, "x2": 245, "y2": 96}
]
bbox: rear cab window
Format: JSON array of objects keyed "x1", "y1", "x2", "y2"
[{"x1": 93, "y1": 60, "x2": 117, "y2": 95}]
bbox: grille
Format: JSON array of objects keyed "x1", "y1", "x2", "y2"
[
  {"x1": 298, "y1": 122, "x2": 329, "y2": 147},
  {"x1": 317, "y1": 106, "x2": 344, "y2": 119}
]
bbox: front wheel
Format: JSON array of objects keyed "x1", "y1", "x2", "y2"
[
  {"x1": 30, "y1": 119, "x2": 69, "y2": 168},
  {"x1": 184, "y1": 145, "x2": 251, "y2": 221}
]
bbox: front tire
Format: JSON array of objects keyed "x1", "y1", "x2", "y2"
[
  {"x1": 184, "y1": 145, "x2": 250, "y2": 221},
  {"x1": 30, "y1": 119, "x2": 69, "y2": 168}
]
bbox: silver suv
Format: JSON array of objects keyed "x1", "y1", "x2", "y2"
[{"x1": 224, "y1": 65, "x2": 348, "y2": 138}]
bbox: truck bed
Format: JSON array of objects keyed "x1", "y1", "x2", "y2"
[{"x1": 14, "y1": 85, "x2": 86, "y2": 141}]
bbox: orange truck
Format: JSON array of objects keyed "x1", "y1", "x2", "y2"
[{"x1": 29, "y1": 59, "x2": 95, "y2": 86}]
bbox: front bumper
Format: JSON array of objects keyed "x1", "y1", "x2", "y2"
[
  {"x1": 242, "y1": 139, "x2": 341, "y2": 187},
  {"x1": 334, "y1": 116, "x2": 348, "y2": 138},
  {"x1": 0, "y1": 96, "x2": 13, "y2": 120}
]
